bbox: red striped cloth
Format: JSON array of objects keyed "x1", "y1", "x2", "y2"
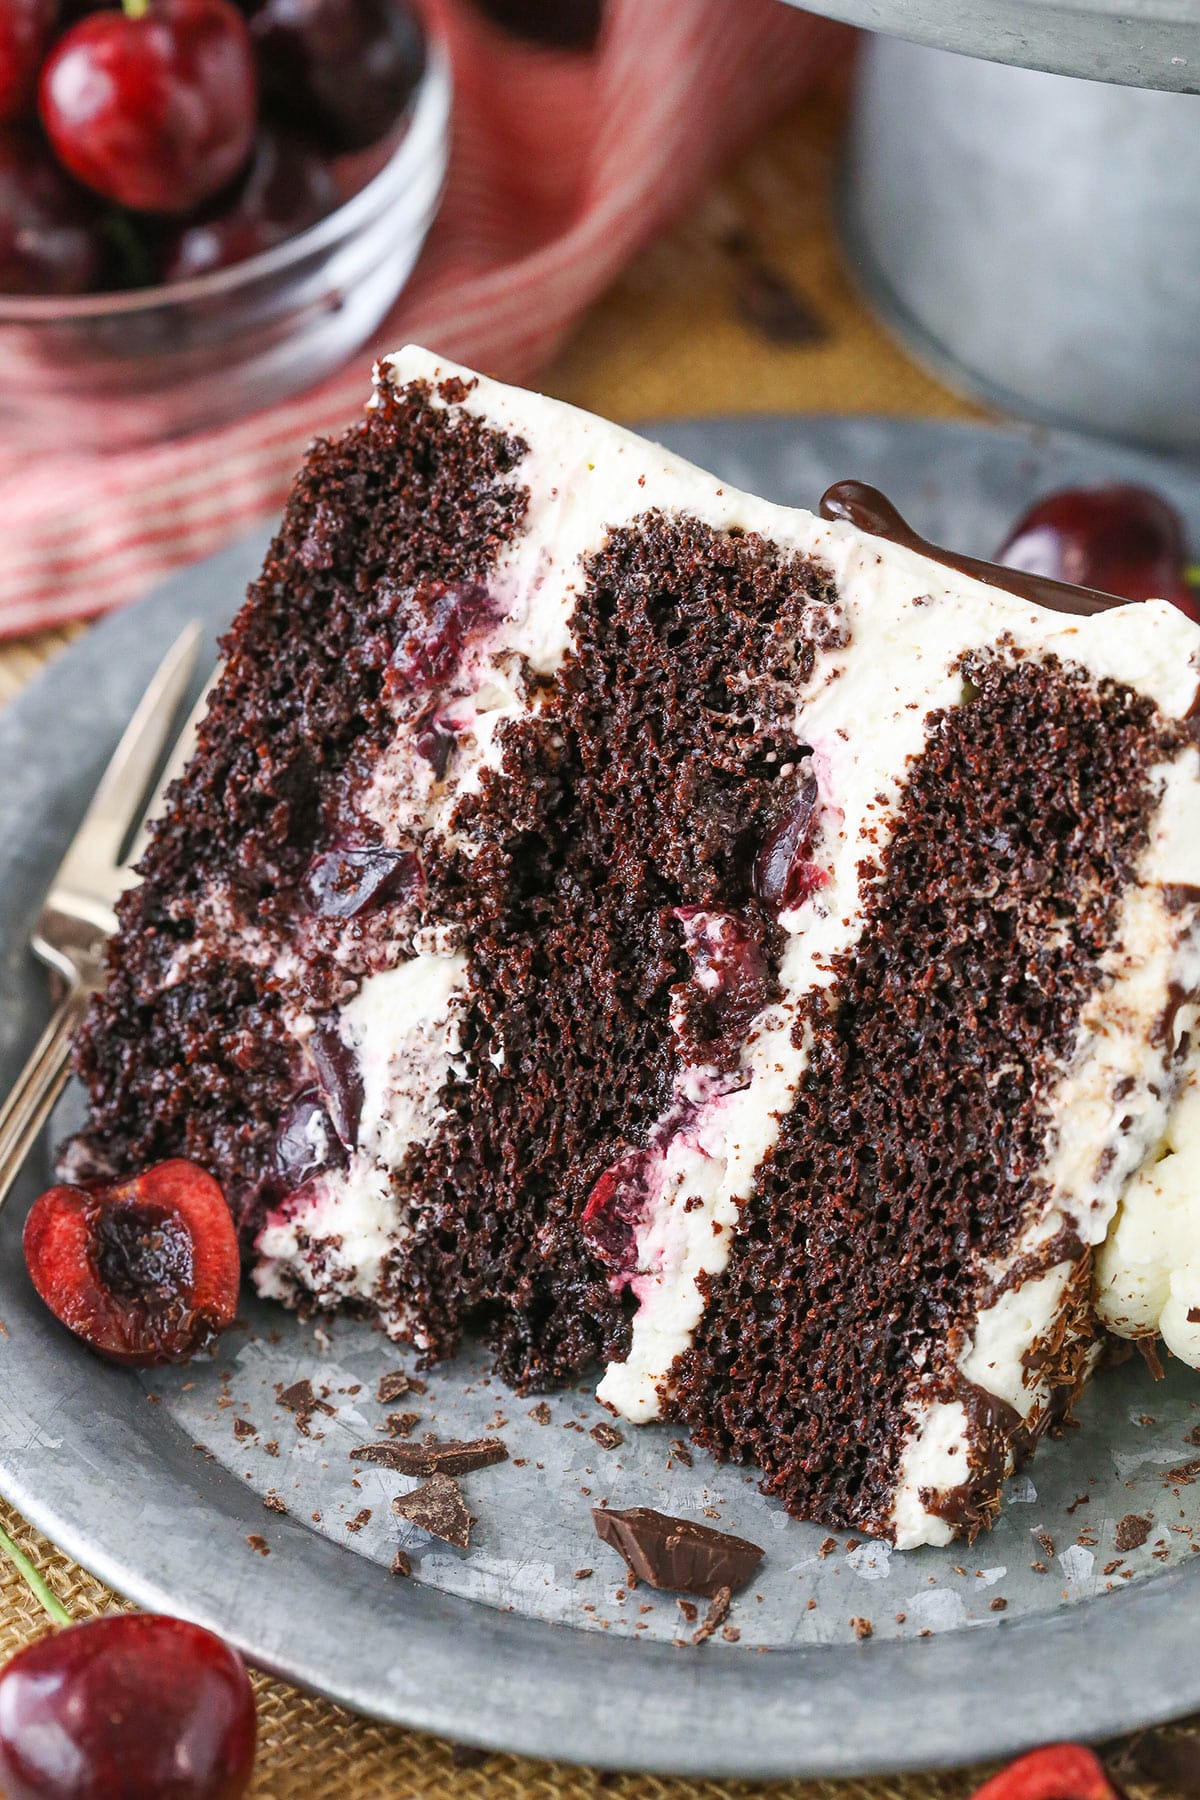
[{"x1": 0, "y1": 0, "x2": 844, "y2": 640}]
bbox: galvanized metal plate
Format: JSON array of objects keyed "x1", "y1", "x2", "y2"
[
  {"x1": 779, "y1": 0, "x2": 1200, "y2": 92},
  {"x1": 2, "y1": 415, "x2": 1200, "y2": 1777}
]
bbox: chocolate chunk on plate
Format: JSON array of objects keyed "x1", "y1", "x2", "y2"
[
  {"x1": 351, "y1": 1435, "x2": 508, "y2": 1477},
  {"x1": 592, "y1": 1506, "x2": 763, "y2": 1598},
  {"x1": 393, "y1": 1474, "x2": 472, "y2": 1550}
]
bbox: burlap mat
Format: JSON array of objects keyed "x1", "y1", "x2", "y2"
[{"x1": 0, "y1": 66, "x2": 1185, "y2": 1800}]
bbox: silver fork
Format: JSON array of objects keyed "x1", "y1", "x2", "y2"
[{"x1": 0, "y1": 624, "x2": 207, "y2": 1212}]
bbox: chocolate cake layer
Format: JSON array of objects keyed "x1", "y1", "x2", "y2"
[{"x1": 63, "y1": 348, "x2": 1200, "y2": 1544}]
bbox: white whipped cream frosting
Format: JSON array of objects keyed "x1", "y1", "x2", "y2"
[{"x1": 248, "y1": 346, "x2": 1200, "y2": 1547}]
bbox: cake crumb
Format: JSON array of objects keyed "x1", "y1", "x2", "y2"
[
  {"x1": 246, "y1": 1534, "x2": 270, "y2": 1557},
  {"x1": 850, "y1": 1617, "x2": 873, "y2": 1640},
  {"x1": 391, "y1": 1549, "x2": 413, "y2": 1578},
  {"x1": 528, "y1": 1402, "x2": 552, "y2": 1425},
  {"x1": 989, "y1": 1596, "x2": 1007, "y2": 1612}
]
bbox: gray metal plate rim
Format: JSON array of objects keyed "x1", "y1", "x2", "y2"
[{"x1": 2, "y1": 413, "x2": 1200, "y2": 1777}]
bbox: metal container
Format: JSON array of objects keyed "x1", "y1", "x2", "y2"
[{"x1": 839, "y1": 35, "x2": 1200, "y2": 451}]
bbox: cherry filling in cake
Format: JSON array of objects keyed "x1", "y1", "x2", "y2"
[{"x1": 65, "y1": 348, "x2": 1200, "y2": 1545}]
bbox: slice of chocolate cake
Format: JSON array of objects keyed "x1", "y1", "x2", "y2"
[{"x1": 65, "y1": 348, "x2": 1200, "y2": 1546}]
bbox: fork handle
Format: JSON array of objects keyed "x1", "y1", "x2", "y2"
[{"x1": 0, "y1": 985, "x2": 95, "y2": 1216}]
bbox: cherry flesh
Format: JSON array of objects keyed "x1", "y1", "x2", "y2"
[
  {"x1": 0, "y1": 128, "x2": 103, "y2": 293},
  {"x1": 161, "y1": 128, "x2": 335, "y2": 279},
  {"x1": 0, "y1": 0, "x2": 57, "y2": 122},
  {"x1": 385, "y1": 580, "x2": 496, "y2": 700},
  {"x1": 23, "y1": 1159, "x2": 239, "y2": 1365},
  {"x1": 309, "y1": 1017, "x2": 363, "y2": 1149},
  {"x1": 39, "y1": 0, "x2": 258, "y2": 215},
  {"x1": 673, "y1": 907, "x2": 771, "y2": 1057},
  {"x1": 250, "y1": 0, "x2": 424, "y2": 153},
  {"x1": 303, "y1": 840, "x2": 421, "y2": 919},
  {"x1": 275, "y1": 1090, "x2": 346, "y2": 1186},
  {"x1": 996, "y1": 484, "x2": 1198, "y2": 622},
  {"x1": 0, "y1": 1613, "x2": 256, "y2": 1800},
  {"x1": 754, "y1": 772, "x2": 826, "y2": 913}
]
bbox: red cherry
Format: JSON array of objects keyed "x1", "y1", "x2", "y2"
[
  {"x1": 0, "y1": 1614, "x2": 256, "y2": 1800},
  {"x1": 249, "y1": 0, "x2": 424, "y2": 153},
  {"x1": 996, "y1": 484, "x2": 1199, "y2": 622},
  {"x1": 160, "y1": 129, "x2": 335, "y2": 280},
  {"x1": 0, "y1": 0, "x2": 57, "y2": 122},
  {"x1": 39, "y1": 0, "x2": 257, "y2": 216},
  {"x1": 0, "y1": 127, "x2": 104, "y2": 293},
  {"x1": 23, "y1": 1159, "x2": 239, "y2": 1366}
]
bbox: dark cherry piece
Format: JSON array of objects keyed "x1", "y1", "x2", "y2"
[
  {"x1": 0, "y1": 128, "x2": 104, "y2": 294},
  {"x1": 160, "y1": 128, "x2": 336, "y2": 280},
  {"x1": 23, "y1": 1159, "x2": 239, "y2": 1365},
  {"x1": 385, "y1": 579, "x2": 495, "y2": 699},
  {"x1": 39, "y1": 0, "x2": 258, "y2": 215},
  {"x1": 0, "y1": 1613, "x2": 256, "y2": 1800},
  {"x1": 0, "y1": 0, "x2": 57, "y2": 122},
  {"x1": 466, "y1": 0, "x2": 604, "y2": 50},
  {"x1": 673, "y1": 907, "x2": 771, "y2": 1055},
  {"x1": 968, "y1": 1745, "x2": 1123, "y2": 1800},
  {"x1": 754, "y1": 771, "x2": 824, "y2": 912},
  {"x1": 309, "y1": 1017, "x2": 363, "y2": 1149},
  {"x1": 303, "y1": 840, "x2": 420, "y2": 919},
  {"x1": 275, "y1": 1090, "x2": 346, "y2": 1185},
  {"x1": 996, "y1": 484, "x2": 1199, "y2": 622},
  {"x1": 250, "y1": 0, "x2": 424, "y2": 153}
]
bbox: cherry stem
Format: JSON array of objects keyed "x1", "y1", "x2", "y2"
[
  {"x1": 122, "y1": 0, "x2": 150, "y2": 17},
  {"x1": 0, "y1": 1519, "x2": 72, "y2": 1628},
  {"x1": 1187, "y1": 564, "x2": 1200, "y2": 590}
]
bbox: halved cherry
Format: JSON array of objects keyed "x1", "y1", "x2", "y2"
[{"x1": 23, "y1": 1159, "x2": 239, "y2": 1366}]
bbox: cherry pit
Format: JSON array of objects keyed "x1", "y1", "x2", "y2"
[{"x1": 0, "y1": 0, "x2": 424, "y2": 294}]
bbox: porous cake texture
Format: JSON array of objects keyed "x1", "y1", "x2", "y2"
[{"x1": 67, "y1": 349, "x2": 1200, "y2": 1546}]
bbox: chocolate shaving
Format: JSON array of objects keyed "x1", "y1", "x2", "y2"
[
  {"x1": 1115, "y1": 1513, "x2": 1152, "y2": 1552},
  {"x1": 393, "y1": 1474, "x2": 472, "y2": 1549},
  {"x1": 592, "y1": 1506, "x2": 763, "y2": 1598},
  {"x1": 528, "y1": 1401, "x2": 551, "y2": 1425},
  {"x1": 377, "y1": 1370, "x2": 413, "y2": 1404},
  {"x1": 1165, "y1": 1457, "x2": 1200, "y2": 1486},
  {"x1": 590, "y1": 1423, "x2": 623, "y2": 1450},
  {"x1": 276, "y1": 1378, "x2": 335, "y2": 1436},
  {"x1": 351, "y1": 1436, "x2": 508, "y2": 1477},
  {"x1": 1138, "y1": 1337, "x2": 1166, "y2": 1380},
  {"x1": 691, "y1": 1586, "x2": 732, "y2": 1645},
  {"x1": 380, "y1": 1411, "x2": 421, "y2": 1438},
  {"x1": 232, "y1": 1417, "x2": 256, "y2": 1441}
]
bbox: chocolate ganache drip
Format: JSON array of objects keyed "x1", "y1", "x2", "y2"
[{"x1": 820, "y1": 480, "x2": 1127, "y2": 618}]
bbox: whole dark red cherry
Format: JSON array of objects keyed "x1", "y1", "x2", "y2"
[
  {"x1": 0, "y1": 128, "x2": 103, "y2": 293},
  {"x1": 0, "y1": 1614, "x2": 256, "y2": 1800},
  {"x1": 23, "y1": 1159, "x2": 240, "y2": 1365},
  {"x1": 996, "y1": 484, "x2": 1199, "y2": 622},
  {"x1": 250, "y1": 0, "x2": 424, "y2": 153},
  {"x1": 161, "y1": 128, "x2": 336, "y2": 280},
  {"x1": 39, "y1": 0, "x2": 258, "y2": 215},
  {"x1": 0, "y1": 0, "x2": 57, "y2": 121}
]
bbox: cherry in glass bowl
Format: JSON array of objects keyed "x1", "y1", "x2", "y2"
[{"x1": 0, "y1": 32, "x2": 449, "y2": 450}]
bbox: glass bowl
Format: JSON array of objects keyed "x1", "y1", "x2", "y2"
[{"x1": 0, "y1": 37, "x2": 451, "y2": 451}]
